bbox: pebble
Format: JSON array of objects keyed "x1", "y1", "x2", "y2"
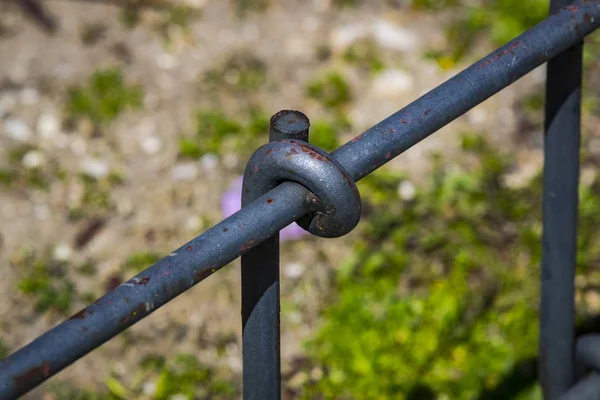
[
  {"x1": 222, "y1": 153, "x2": 239, "y2": 169},
  {"x1": 156, "y1": 53, "x2": 177, "y2": 70},
  {"x1": 372, "y1": 20, "x2": 418, "y2": 52},
  {"x1": 171, "y1": 163, "x2": 199, "y2": 181},
  {"x1": 142, "y1": 382, "x2": 156, "y2": 396},
  {"x1": 284, "y1": 263, "x2": 306, "y2": 279},
  {"x1": 53, "y1": 243, "x2": 73, "y2": 261},
  {"x1": 186, "y1": 215, "x2": 202, "y2": 231},
  {"x1": 398, "y1": 180, "x2": 416, "y2": 201},
  {"x1": 22, "y1": 150, "x2": 45, "y2": 169},
  {"x1": 37, "y1": 113, "x2": 60, "y2": 138},
  {"x1": 34, "y1": 205, "x2": 50, "y2": 220},
  {"x1": 81, "y1": 158, "x2": 109, "y2": 179},
  {"x1": 20, "y1": 88, "x2": 40, "y2": 105},
  {"x1": 141, "y1": 136, "x2": 162, "y2": 155},
  {"x1": 372, "y1": 69, "x2": 414, "y2": 98},
  {"x1": 200, "y1": 153, "x2": 219, "y2": 172},
  {"x1": 330, "y1": 23, "x2": 368, "y2": 52},
  {"x1": 4, "y1": 118, "x2": 32, "y2": 142},
  {"x1": 71, "y1": 137, "x2": 87, "y2": 155}
]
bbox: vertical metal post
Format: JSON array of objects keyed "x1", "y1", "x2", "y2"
[
  {"x1": 241, "y1": 110, "x2": 310, "y2": 400},
  {"x1": 540, "y1": 0, "x2": 583, "y2": 398}
]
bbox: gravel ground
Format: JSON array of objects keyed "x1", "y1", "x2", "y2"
[{"x1": 0, "y1": 0, "x2": 585, "y2": 398}]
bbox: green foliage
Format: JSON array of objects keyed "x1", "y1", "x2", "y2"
[
  {"x1": 310, "y1": 120, "x2": 341, "y2": 152},
  {"x1": 121, "y1": 252, "x2": 161, "y2": 272},
  {"x1": 306, "y1": 72, "x2": 352, "y2": 111},
  {"x1": 232, "y1": 0, "x2": 270, "y2": 17},
  {"x1": 343, "y1": 39, "x2": 385, "y2": 75},
  {"x1": 0, "y1": 145, "x2": 57, "y2": 190},
  {"x1": 179, "y1": 109, "x2": 269, "y2": 158},
  {"x1": 68, "y1": 174, "x2": 117, "y2": 220},
  {"x1": 17, "y1": 258, "x2": 77, "y2": 314},
  {"x1": 204, "y1": 53, "x2": 267, "y2": 93},
  {"x1": 66, "y1": 68, "x2": 143, "y2": 125},
  {"x1": 302, "y1": 134, "x2": 600, "y2": 399},
  {"x1": 421, "y1": 0, "x2": 547, "y2": 68},
  {"x1": 104, "y1": 353, "x2": 236, "y2": 399}
]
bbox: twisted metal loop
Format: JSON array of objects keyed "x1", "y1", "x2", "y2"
[{"x1": 242, "y1": 139, "x2": 361, "y2": 238}]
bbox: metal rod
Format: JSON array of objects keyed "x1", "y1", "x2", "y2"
[
  {"x1": 540, "y1": 0, "x2": 583, "y2": 397},
  {"x1": 559, "y1": 374, "x2": 600, "y2": 400},
  {"x1": 241, "y1": 111, "x2": 310, "y2": 400},
  {"x1": 0, "y1": 2, "x2": 598, "y2": 397}
]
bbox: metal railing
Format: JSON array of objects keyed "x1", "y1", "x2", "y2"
[{"x1": 1, "y1": 0, "x2": 600, "y2": 398}]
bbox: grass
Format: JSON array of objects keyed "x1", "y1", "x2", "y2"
[
  {"x1": 66, "y1": 67, "x2": 143, "y2": 126},
  {"x1": 299, "y1": 134, "x2": 600, "y2": 399},
  {"x1": 306, "y1": 71, "x2": 352, "y2": 111},
  {"x1": 204, "y1": 53, "x2": 268, "y2": 93},
  {"x1": 0, "y1": 145, "x2": 59, "y2": 190},
  {"x1": 178, "y1": 108, "x2": 269, "y2": 159},
  {"x1": 343, "y1": 39, "x2": 385, "y2": 75}
]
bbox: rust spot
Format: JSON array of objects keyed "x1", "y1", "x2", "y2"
[
  {"x1": 351, "y1": 135, "x2": 362, "y2": 142},
  {"x1": 424, "y1": 109, "x2": 430, "y2": 116},
  {"x1": 195, "y1": 267, "x2": 213, "y2": 282},
  {"x1": 186, "y1": 245, "x2": 193, "y2": 251},
  {"x1": 401, "y1": 119, "x2": 407, "y2": 124},
  {"x1": 124, "y1": 297, "x2": 131, "y2": 303},
  {"x1": 479, "y1": 41, "x2": 520, "y2": 69},
  {"x1": 266, "y1": 149, "x2": 273, "y2": 155},
  {"x1": 391, "y1": 128, "x2": 397, "y2": 133},
  {"x1": 253, "y1": 165, "x2": 259, "y2": 172},
  {"x1": 13, "y1": 361, "x2": 51, "y2": 389},
  {"x1": 266, "y1": 198, "x2": 273, "y2": 204},
  {"x1": 457, "y1": 78, "x2": 462, "y2": 82},
  {"x1": 244, "y1": 188, "x2": 250, "y2": 193},
  {"x1": 138, "y1": 277, "x2": 150, "y2": 285},
  {"x1": 241, "y1": 244, "x2": 249, "y2": 251},
  {"x1": 565, "y1": 4, "x2": 578, "y2": 11},
  {"x1": 584, "y1": 13, "x2": 592, "y2": 22},
  {"x1": 69, "y1": 309, "x2": 90, "y2": 320},
  {"x1": 223, "y1": 228, "x2": 229, "y2": 232},
  {"x1": 385, "y1": 152, "x2": 391, "y2": 159},
  {"x1": 248, "y1": 239, "x2": 255, "y2": 246},
  {"x1": 81, "y1": 327, "x2": 88, "y2": 333}
]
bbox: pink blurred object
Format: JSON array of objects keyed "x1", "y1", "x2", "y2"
[{"x1": 221, "y1": 177, "x2": 309, "y2": 242}]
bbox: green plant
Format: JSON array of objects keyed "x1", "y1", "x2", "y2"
[
  {"x1": 204, "y1": 53, "x2": 268, "y2": 93},
  {"x1": 67, "y1": 67, "x2": 143, "y2": 126},
  {"x1": 106, "y1": 353, "x2": 237, "y2": 399},
  {"x1": 310, "y1": 120, "x2": 341, "y2": 152},
  {"x1": 68, "y1": 174, "x2": 116, "y2": 220},
  {"x1": 0, "y1": 145, "x2": 57, "y2": 190},
  {"x1": 306, "y1": 72, "x2": 352, "y2": 111},
  {"x1": 343, "y1": 39, "x2": 385, "y2": 75},
  {"x1": 179, "y1": 108, "x2": 269, "y2": 158},
  {"x1": 121, "y1": 252, "x2": 161, "y2": 272},
  {"x1": 0, "y1": 339, "x2": 8, "y2": 359},
  {"x1": 301, "y1": 134, "x2": 600, "y2": 399},
  {"x1": 18, "y1": 259, "x2": 77, "y2": 313}
]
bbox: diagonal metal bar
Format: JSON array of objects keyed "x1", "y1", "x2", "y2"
[
  {"x1": 0, "y1": 1, "x2": 599, "y2": 397},
  {"x1": 540, "y1": 0, "x2": 583, "y2": 397}
]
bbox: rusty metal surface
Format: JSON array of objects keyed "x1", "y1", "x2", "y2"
[{"x1": 0, "y1": 1, "x2": 599, "y2": 398}]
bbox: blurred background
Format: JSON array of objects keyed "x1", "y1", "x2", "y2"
[{"x1": 1, "y1": 0, "x2": 600, "y2": 399}]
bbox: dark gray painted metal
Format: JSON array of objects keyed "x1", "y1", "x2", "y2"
[
  {"x1": 241, "y1": 110, "x2": 309, "y2": 400},
  {"x1": 576, "y1": 335, "x2": 600, "y2": 371},
  {"x1": 559, "y1": 374, "x2": 600, "y2": 400},
  {"x1": 540, "y1": 0, "x2": 583, "y2": 396},
  {"x1": 1, "y1": 2, "x2": 599, "y2": 397},
  {"x1": 243, "y1": 140, "x2": 361, "y2": 238}
]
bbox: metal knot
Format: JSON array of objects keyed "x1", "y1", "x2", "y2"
[{"x1": 242, "y1": 139, "x2": 361, "y2": 238}]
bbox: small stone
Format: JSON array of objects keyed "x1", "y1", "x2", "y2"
[
  {"x1": 171, "y1": 163, "x2": 198, "y2": 181},
  {"x1": 141, "y1": 136, "x2": 162, "y2": 155},
  {"x1": 372, "y1": 20, "x2": 418, "y2": 52},
  {"x1": 4, "y1": 119, "x2": 31, "y2": 142},
  {"x1": 372, "y1": 69, "x2": 414, "y2": 98},
  {"x1": 311, "y1": 367, "x2": 323, "y2": 381},
  {"x1": 34, "y1": 205, "x2": 50, "y2": 220},
  {"x1": 156, "y1": 53, "x2": 177, "y2": 70},
  {"x1": 22, "y1": 150, "x2": 45, "y2": 169},
  {"x1": 467, "y1": 108, "x2": 487, "y2": 125},
  {"x1": 37, "y1": 113, "x2": 60, "y2": 138},
  {"x1": 20, "y1": 88, "x2": 40, "y2": 105},
  {"x1": 330, "y1": 23, "x2": 368, "y2": 52},
  {"x1": 53, "y1": 243, "x2": 73, "y2": 261},
  {"x1": 186, "y1": 215, "x2": 202, "y2": 231},
  {"x1": 284, "y1": 263, "x2": 305, "y2": 279},
  {"x1": 142, "y1": 382, "x2": 156, "y2": 396},
  {"x1": 71, "y1": 138, "x2": 87, "y2": 155},
  {"x1": 81, "y1": 158, "x2": 109, "y2": 179},
  {"x1": 200, "y1": 153, "x2": 219, "y2": 172},
  {"x1": 398, "y1": 180, "x2": 416, "y2": 201},
  {"x1": 222, "y1": 154, "x2": 239, "y2": 169}
]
